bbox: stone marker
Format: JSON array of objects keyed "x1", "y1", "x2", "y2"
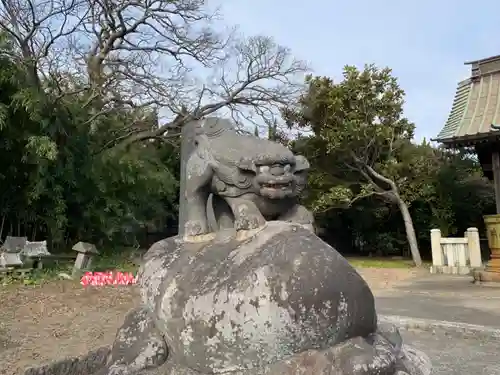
[
  {"x1": 71, "y1": 242, "x2": 99, "y2": 278},
  {"x1": 2, "y1": 236, "x2": 27, "y2": 253},
  {"x1": 0, "y1": 252, "x2": 23, "y2": 268},
  {"x1": 0, "y1": 236, "x2": 27, "y2": 268},
  {"x1": 21, "y1": 240, "x2": 51, "y2": 269},
  {"x1": 25, "y1": 118, "x2": 430, "y2": 375},
  {"x1": 21, "y1": 240, "x2": 50, "y2": 257}
]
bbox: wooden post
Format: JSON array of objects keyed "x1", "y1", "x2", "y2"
[
  {"x1": 474, "y1": 150, "x2": 500, "y2": 281},
  {"x1": 467, "y1": 227, "x2": 482, "y2": 268},
  {"x1": 487, "y1": 151, "x2": 500, "y2": 272},
  {"x1": 430, "y1": 229, "x2": 443, "y2": 267},
  {"x1": 492, "y1": 151, "x2": 500, "y2": 214}
]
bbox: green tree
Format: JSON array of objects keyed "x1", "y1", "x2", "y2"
[
  {"x1": 284, "y1": 64, "x2": 426, "y2": 266},
  {"x1": 415, "y1": 149, "x2": 494, "y2": 237},
  {"x1": 0, "y1": 39, "x2": 181, "y2": 250}
]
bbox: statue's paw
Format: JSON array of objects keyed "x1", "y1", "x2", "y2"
[
  {"x1": 376, "y1": 322, "x2": 402, "y2": 352},
  {"x1": 396, "y1": 345, "x2": 432, "y2": 375},
  {"x1": 280, "y1": 204, "x2": 314, "y2": 225},
  {"x1": 235, "y1": 211, "x2": 266, "y2": 231},
  {"x1": 184, "y1": 220, "x2": 208, "y2": 236},
  {"x1": 102, "y1": 307, "x2": 169, "y2": 375}
]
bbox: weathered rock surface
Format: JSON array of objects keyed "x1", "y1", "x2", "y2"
[
  {"x1": 152, "y1": 333, "x2": 431, "y2": 375},
  {"x1": 23, "y1": 221, "x2": 431, "y2": 375},
  {"x1": 139, "y1": 221, "x2": 377, "y2": 373}
]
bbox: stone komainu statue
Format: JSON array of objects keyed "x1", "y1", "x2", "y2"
[
  {"x1": 23, "y1": 118, "x2": 431, "y2": 375},
  {"x1": 183, "y1": 118, "x2": 314, "y2": 239}
]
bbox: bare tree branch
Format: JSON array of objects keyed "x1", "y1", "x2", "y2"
[
  {"x1": 117, "y1": 35, "x2": 308, "y2": 146},
  {"x1": 0, "y1": 0, "x2": 309, "y2": 150},
  {"x1": 347, "y1": 189, "x2": 393, "y2": 207},
  {"x1": 346, "y1": 152, "x2": 400, "y2": 205},
  {"x1": 0, "y1": 0, "x2": 88, "y2": 86}
]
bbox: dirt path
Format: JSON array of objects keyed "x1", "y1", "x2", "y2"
[
  {"x1": 0, "y1": 282, "x2": 139, "y2": 375},
  {"x1": 0, "y1": 268, "x2": 420, "y2": 375},
  {"x1": 356, "y1": 267, "x2": 424, "y2": 291}
]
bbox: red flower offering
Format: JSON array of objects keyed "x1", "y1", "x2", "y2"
[{"x1": 80, "y1": 271, "x2": 137, "y2": 286}]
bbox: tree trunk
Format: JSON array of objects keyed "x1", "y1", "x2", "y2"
[
  {"x1": 0, "y1": 215, "x2": 5, "y2": 240},
  {"x1": 360, "y1": 161, "x2": 423, "y2": 267},
  {"x1": 395, "y1": 196, "x2": 422, "y2": 267}
]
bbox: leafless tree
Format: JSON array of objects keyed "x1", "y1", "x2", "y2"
[{"x1": 0, "y1": 0, "x2": 308, "y2": 148}]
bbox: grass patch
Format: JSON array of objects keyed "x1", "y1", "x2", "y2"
[
  {"x1": 89, "y1": 250, "x2": 139, "y2": 274},
  {"x1": 1, "y1": 247, "x2": 141, "y2": 286},
  {"x1": 346, "y1": 257, "x2": 415, "y2": 269}
]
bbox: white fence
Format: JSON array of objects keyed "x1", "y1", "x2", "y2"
[{"x1": 430, "y1": 228, "x2": 482, "y2": 275}]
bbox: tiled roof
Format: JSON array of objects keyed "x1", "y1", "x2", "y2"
[
  {"x1": 435, "y1": 56, "x2": 500, "y2": 145},
  {"x1": 435, "y1": 79, "x2": 473, "y2": 141},
  {"x1": 464, "y1": 54, "x2": 500, "y2": 65}
]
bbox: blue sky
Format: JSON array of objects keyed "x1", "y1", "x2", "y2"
[{"x1": 214, "y1": 0, "x2": 500, "y2": 141}]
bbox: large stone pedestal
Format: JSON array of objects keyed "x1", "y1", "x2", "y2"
[
  {"x1": 24, "y1": 222, "x2": 431, "y2": 375},
  {"x1": 139, "y1": 221, "x2": 378, "y2": 373},
  {"x1": 474, "y1": 214, "x2": 500, "y2": 283},
  {"x1": 475, "y1": 245, "x2": 500, "y2": 280},
  {"x1": 473, "y1": 268, "x2": 500, "y2": 283}
]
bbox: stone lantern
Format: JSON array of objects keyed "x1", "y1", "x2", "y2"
[{"x1": 72, "y1": 242, "x2": 99, "y2": 277}]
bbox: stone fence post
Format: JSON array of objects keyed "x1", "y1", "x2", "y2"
[
  {"x1": 430, "y1": 229, "x2": 443, "y2": 267},
  {"x1": 466, "y1": 227, "x2": 482, "y2": 268}
]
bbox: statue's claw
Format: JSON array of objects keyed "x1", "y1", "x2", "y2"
[
  {"x1": 95, "y1": 307, "x2": 168, "y2": 375},
  {"x1": 183, "y1": 233, "x2": 217, "y2": 243},
  {"x1": 279, "y1": 204, "x2": 314, "y2": 230},
  {"x1": 184, "y1": 220, "x2": 209, "y2": 237},
  {"x1": 234, "y1": 206, "x2": 266, "y2": 231}
]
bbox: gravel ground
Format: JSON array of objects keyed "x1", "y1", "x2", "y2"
[{"x1": 401, "y1": 329, "x2": 500, "y2": 374}]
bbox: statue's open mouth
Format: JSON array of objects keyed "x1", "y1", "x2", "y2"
[{"x1": 261, "y1": 182, "x2": 292, "y2": 190}]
